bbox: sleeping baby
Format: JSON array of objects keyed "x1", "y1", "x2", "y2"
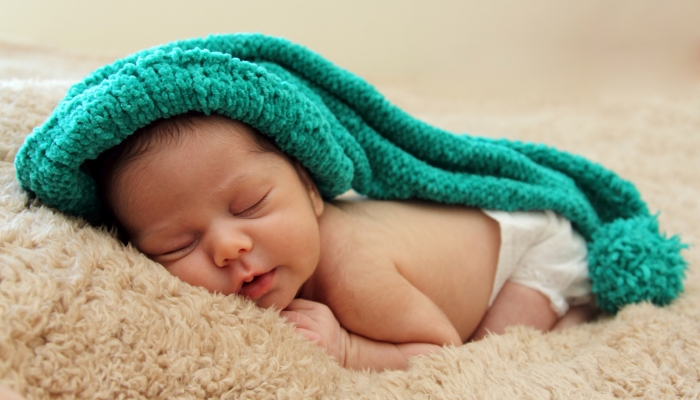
[{"x1": 91, "y1": 112, "x2": 596, "y2": 371}]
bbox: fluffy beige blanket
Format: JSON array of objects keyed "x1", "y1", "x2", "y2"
[{"x1": 1, "y1": 39, "x2": 699, "y2": 399}]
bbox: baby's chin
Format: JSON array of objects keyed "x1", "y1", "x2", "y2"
[{"x1": 252, "y1": 290, "x2": 295, "y2": 311}]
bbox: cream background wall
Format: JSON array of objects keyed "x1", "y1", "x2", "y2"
[{"x1": 1, "y1": 0, "x2": 699, "y2": 95}]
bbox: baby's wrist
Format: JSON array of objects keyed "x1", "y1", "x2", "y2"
[{"x1": 338, "y1": 326, "x2": 351, "y2": 368}]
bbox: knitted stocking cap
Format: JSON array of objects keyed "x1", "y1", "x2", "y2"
[{"x1": 15, "y1": 33, "x2": 686, "y2": 313}]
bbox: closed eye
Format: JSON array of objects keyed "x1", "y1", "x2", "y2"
[
  {"x1": 234, "y1": 193, "x2": 269, "y2": 217},
  {"x1": 157, "y1": 239, "x2": 198, "y2": 259}
]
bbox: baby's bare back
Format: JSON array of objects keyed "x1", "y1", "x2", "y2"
[{"x1": 305, "y1": 200, "x2": 501, "y2": 343}]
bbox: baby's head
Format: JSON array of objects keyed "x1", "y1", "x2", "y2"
[{"x1": 92, "y1": 113, "x2": 325, "y2": 309}]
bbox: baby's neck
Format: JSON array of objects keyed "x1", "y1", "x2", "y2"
[{"x1": 296, "y1": 201, "x2": 350, "y2": 302}]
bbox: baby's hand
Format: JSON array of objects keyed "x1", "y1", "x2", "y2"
[{"x1": 281, "y1": 299, "x2": 348, "y2": 366}]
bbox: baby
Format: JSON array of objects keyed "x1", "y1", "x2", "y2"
[{"x1": 93, "y1": 112, "x2": 595, "y2": 371}]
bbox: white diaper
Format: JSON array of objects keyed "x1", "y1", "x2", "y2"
[{"x1": 483, "y1": 209, "x2": 591, "y2": 317}]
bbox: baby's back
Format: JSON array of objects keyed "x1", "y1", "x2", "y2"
[{"x1": 309, "y1": 200, "x2": 501, "y2": 342}]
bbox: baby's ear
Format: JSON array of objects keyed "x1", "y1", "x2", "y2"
[
  {"x1": 309, "y1": 186, "x2": 324, "y2": 218},
  {"x1": 293, "y1": 161, "x2": 324, "y2": 217}
]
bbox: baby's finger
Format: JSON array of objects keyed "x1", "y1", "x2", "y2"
[
  {"x1": 295, "y1": 327, "x2": 322, "y2": 344},
  {"x1": 279, "y1": 310, "x2": 299, "y2": 324},
  {"x1": 280, "y1": 310, "x2": 315, "y2": 330},
  {"x1": 284, "y1": 298, "x2": 319, "y2": 311}
]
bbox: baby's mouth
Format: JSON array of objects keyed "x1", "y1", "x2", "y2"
[
  {"x1": 235, "y1": 271, "x2": 259, "y2": 293},
  {"x1": 237, "y1": 268, "x2": 277, "y2": 300},
  {"x1": 241, "y1": 275, "x2": 258, "y2": 289}
]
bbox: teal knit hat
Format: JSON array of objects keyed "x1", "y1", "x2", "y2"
[{"x1": 15, "y1": 33, "x2": 686, "y2": 313}]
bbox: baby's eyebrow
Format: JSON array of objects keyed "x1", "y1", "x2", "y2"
[
  {"x1": 133, "y1": 224, "x2": 191, "y2": 253},
  {"x1": 212, "y1": 171, "x2": 252, "y2": 197}
]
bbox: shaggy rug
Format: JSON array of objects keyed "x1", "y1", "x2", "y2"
[{"x1": 1, "y1": 38, "x2": 699, "y2": 399}]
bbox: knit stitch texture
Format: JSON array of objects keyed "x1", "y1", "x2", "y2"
[{"x1": 14, "y1": 33, "x2": 686, "y2": 313}]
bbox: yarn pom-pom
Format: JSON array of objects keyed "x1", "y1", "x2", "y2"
[{"x1": 588, "y1": 215, "x2": 687, "y2": 314}]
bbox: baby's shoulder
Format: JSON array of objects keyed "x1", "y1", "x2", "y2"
[
  {"x1": 317, "y1": 205, "x2": 394, "y2": 274},
  {"x1": 318, "y1": 200, "x2": 395, "y2": 257},
  {"x1": 312, "y1": 201, "x2": 400, "y2": 293}
]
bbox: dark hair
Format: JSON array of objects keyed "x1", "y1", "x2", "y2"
[{"x1": 84, "y1": 112, "x2": 289, "y2": 240}]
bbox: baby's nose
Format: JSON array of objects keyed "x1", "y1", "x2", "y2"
[{"x1": 211, "y1": 229, "x2": 252, "y2": 267}]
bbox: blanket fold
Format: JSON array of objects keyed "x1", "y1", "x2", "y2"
[{"x1": 13, "y1": 33, "x2": 686, "y2": 313}]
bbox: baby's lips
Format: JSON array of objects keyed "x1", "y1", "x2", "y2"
[
  {"x1": 234, "y1": 271, "x2": 260, "y2": 294},
  {"x1": 238, "y1": 268, "x2": 277, "y2": 300},
  {"x1": 230, "y1": 259, "x2": 261, "y2": 293}
]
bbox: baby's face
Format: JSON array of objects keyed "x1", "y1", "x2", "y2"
[{"x1": 109, "y1": 118, "x2": 324, "y2": 310}]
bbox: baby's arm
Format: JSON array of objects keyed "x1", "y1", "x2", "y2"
[
  {"x1": 283, "y1": 299, "x2": 446, "y2": 371},
  {"x1": 282, "y1": 264, "x2": 462, "y2": 371},
  {"x1": 470, "y1": 281, "x2": 558, "y2": 341}
]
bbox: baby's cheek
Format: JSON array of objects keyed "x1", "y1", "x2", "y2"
[
  {"x1": 165, "y1": 254, "x2": 229, "y2": 295},
  {"x1": 277, "y1": 209, "x2": 320, "y2": 247},
  {"x1": 163, "y1": 260, "x2": 194, "y2": 285}
]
